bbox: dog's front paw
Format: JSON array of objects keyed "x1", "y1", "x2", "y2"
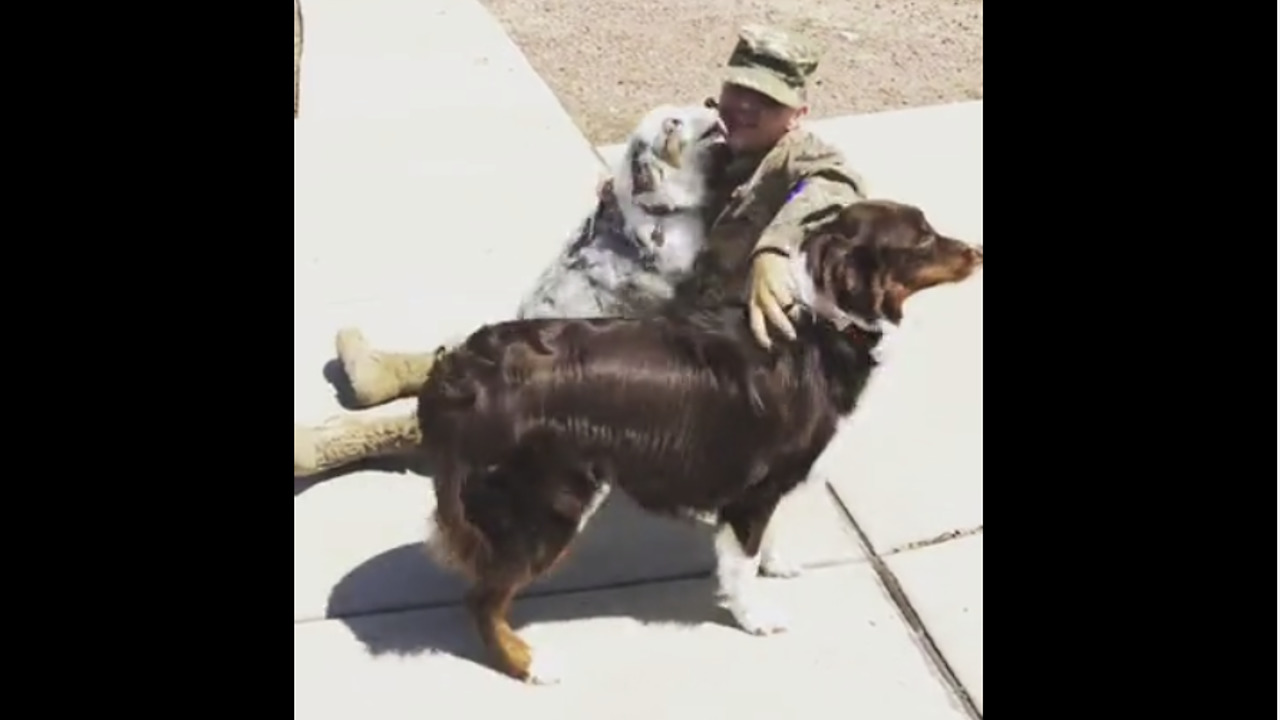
[
  {"x1": 728, "y1": 599, "x2": 791, "y2": 636},
  {"x1": 759, "y1": 551, "x2": 804, "y2": 579},
  {"x1": 523, "y1": 649, "x2": 565, "y2": 686}
]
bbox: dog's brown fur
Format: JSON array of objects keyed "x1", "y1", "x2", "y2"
[{"x1": 415, "y1": 199, "x2": 983, "y2": 683}]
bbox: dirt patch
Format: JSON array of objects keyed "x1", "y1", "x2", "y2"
[
  {"x1": 289, "y1": 0, "x2": 982, "y2": 138},
  {"x1": 479, "y1": 0, "x2": 982, "y2": 145}
]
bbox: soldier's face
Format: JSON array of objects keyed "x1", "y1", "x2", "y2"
[{"x1": 716, "y1": 83, "x2": 805, "y2": 154}]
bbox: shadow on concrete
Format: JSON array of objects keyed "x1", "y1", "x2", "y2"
[
  {"x1": 328, "y1": 541, "x2": 734, "y2": 669},
  {"x1": 322, "y1": 489, "x2": 731, "y2": 668},
  {"x1": 321, "y1": 358, "x2": 370, "y2": 411},
  {"x1": 293, "y1": 357, "x2": 435, "y2": 496},
  {"x1": 324, "y1": 486, "x2": 721, "y2": 613}
]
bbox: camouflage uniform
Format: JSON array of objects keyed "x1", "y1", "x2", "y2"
[{"x1": 678, "y1": 25, "x2": 867, "y2": 307}]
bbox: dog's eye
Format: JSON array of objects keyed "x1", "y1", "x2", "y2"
[{"x1": 662, "y1": 117, "x2": 683, "y2": 134}]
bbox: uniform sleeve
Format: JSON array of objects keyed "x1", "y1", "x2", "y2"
[{"x1": 752, "y1": 166, "x2": 866, "y2": 256}]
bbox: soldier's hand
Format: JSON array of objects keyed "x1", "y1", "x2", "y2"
[{"x1": 747, "y1": 250, "x2": 798, "y2": 350}]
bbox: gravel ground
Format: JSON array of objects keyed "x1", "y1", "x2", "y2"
[
  {"x1": 290, "y1": 0, "x2": 982, "y2": 144},
  {"x1": 479, "y1": 0, "x2": 983, "y2": 144}
]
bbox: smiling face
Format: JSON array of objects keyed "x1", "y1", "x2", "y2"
[{"x1": 714, "y1": 83, "x2": 806, "y2": 154}]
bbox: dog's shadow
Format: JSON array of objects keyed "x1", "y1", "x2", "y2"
[{"x1": 320, "y1": 489, "x2": 736, "y2": 669}]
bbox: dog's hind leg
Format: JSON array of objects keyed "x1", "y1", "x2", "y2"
[
  {"x1": 334, "y1": 328, "x2": 448, "y2": 408},
  {"x1": 465, "y1": 576, "x2": 557, "y2": 685},
  {"x1": 463, "y1": 523, "x2": 581, "y2": 685},
  {"x1": 459, "y1": 445, "x2": 598, "y2": 684},
  {"x1": 293, "y1": 411, "x2": 420, "y2": 477},
  {"x1": 715, "y1": 495, "x2": 791, "y2": 635},
  {"x1": 466, "y1": 578, "x2": 525, "y2": 666}
]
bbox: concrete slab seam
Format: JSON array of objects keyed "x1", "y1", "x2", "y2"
[
  {"x1": 884, "y1": 525, "x2": 984, "y2": 557},
  {"x1": 295, "y1": 555, "x2": 870, "y2": 626},
  {"x1": 295, "y1": 569, "x2": 709, "y2": 626},
  {"x1": 824, "y1": 482, "x2": 983, "y2": 720}
]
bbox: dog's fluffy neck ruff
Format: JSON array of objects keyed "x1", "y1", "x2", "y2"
[
  {"x1": 626, "y1": 169, "x2": 707, "y2": 214},
  {"x1": 613, "y1": 160, "x2": 710, "y2": 276}
]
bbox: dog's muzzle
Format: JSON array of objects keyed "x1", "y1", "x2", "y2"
[
  {"x1": 699, "y1": 98, "x2": 727, "y2": 142},
  {"x1": 699, "y1": 120, "x2": 727, "y2": 143}
]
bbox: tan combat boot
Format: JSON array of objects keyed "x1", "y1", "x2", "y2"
[
  {"x1": 293, "y1": 413, "x2": 422, "y2": 477},
  {"x1": 334, "y1": 328, "x2": 444, "y2": 408}
]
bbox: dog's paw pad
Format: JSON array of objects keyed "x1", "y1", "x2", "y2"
[
  {"x1": 759, "y1": 555, "x2": 805, "y2": 578},
  {"x1": 731, "y1": 602, "x2": 791, "y2": 636},
  {"x1": 524, "y1": 650, "x2": 565, "y2": 686}
]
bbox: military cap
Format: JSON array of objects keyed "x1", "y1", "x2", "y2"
[{"x1": 723, "y1": 24, "x2": 820, "y2": 108}]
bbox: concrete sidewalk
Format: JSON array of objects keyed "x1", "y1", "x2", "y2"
[{"x1": 294, "y1": 0, "x2": 982, "y2": 715}]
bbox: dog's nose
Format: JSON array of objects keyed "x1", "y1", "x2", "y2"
[{"x1": 971, "y1": 244, "x2": 983, "y2": 264}]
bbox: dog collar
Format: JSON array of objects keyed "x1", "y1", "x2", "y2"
[
  {"x1": 777, "y1": 248, "x2": 884, "y2": 336},
  {"x1": 802, "y1": 293, "x2": 887, "y2": 337},
  {"x1": 630, "y1": 201, "x2": 702, "y2": 260}
]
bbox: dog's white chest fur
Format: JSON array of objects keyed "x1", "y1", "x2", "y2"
[{"x1": 616, "y1": 187, "x2": 707, "y2": 278}]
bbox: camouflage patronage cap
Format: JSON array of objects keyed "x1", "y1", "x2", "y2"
[{"x1": 723, "y1": 24, "x2": 819, "y2": 108}]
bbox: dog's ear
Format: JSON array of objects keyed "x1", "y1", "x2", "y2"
[
  {"x1": 627, "y1": 141, "x2": 662, "y2": 195},
  {"x1": 829, "y1": 202, "x2": 882, "y2": 243},
  {"x1": 810, "y1": 207, "x2": 897, "y2": 324},
  {"x1": 841, "y1": 241, "x2": 897, "y2": 324},
  {"x1": 825, "y1": 201, "x2": 982, "y2": 324}
]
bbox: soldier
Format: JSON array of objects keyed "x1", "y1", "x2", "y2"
[
  {"x1": 295, "y1": 24, "x2": 868, "y2": 477},
  {"x1": 614, "y1": 23, "x2": 867, "y2": 349}
]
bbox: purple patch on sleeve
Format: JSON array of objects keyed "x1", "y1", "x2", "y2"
[{"x1": 785, "y1": 179, "x2": 808, "y2": 204}]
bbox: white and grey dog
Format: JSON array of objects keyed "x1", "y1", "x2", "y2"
[{"x1": 516, "y1": 104, "x2": 727, "y2": 319}]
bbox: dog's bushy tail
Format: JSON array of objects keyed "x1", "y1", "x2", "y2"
[
  {"x1": 423, "y1": 462, "x2": 493, "y2": 581},
  {"x1": 417, "y1": 344, "x2": 495, "y2": 580}
]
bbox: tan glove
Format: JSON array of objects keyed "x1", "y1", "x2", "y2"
[{"x1": 747, "y1": 250, "x2": 798, "y2": 350}]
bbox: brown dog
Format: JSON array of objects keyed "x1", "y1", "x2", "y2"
[{"x1": 414, "y1": 199, "x2": 983, "y2": 684}]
